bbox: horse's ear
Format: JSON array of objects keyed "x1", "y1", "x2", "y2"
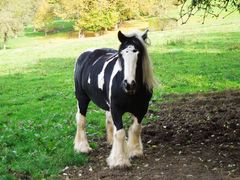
[
  {"x1": 142, "y1": 29, "x2": 149, "y2": 41},
  {"x1": 118, "y1": 31, "x2": 128, "y2": 43}
]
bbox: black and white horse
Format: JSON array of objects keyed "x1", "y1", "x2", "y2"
[{"x1": 74, "y1": 29, "x2": 154, "y2": 168}]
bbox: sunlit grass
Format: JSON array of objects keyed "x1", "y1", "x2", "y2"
[{"x1": 0, "y1": 58, "x2": 104, "y2": 178}]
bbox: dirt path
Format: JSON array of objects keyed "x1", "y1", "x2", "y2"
[{"x1": 61, "y1": 90, "x2": 240, "y2": 180}]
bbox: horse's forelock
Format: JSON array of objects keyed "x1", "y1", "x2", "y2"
[{"x1": 124, "y1": 30, "x2": 146, "y2": 44}]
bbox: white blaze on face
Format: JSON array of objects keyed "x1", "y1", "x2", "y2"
[{"x1": 121, "y1": 45, "x2": 139, "y2": 84}]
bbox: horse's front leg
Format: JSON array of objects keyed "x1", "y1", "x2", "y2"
[
  {"x1": 107, "y1": 110, "x2": 131, "y2": 168},
  {"x1": 74, "y1": 99, "x2": 92, "y2": 153},
  {"x1": 128, "y1": 116, "x2": 143, "y2": 158},
  {"x1": 105, "y1": 111, "x2": 114, "y2": 145}
]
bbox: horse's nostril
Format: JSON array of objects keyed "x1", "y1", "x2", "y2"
[
  {"x1": 123, "y1": 80, "x2": 136, "y2": 93},
  {"x1": 123, "y1": 80, "x2": 128, "y2": 88},
  {"x1": 123, "y1": 80, "x2": 129, "y2": 90},
  {"x1": 131, "y1": 81, "x2": 136, "y2": 89}
]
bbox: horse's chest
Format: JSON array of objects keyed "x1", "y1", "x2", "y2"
[{"x1": 114, "y1": 92, "x2": 149, "y2": 109}]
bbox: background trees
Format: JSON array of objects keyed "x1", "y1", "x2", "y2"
[
  {"x1": 0, "y1": 0, "x2": 239, "y2": 49},
  {"x1": 57, "y1": 0, "x2": 119, "y2": 37},
  {"x1": 34, "y1": 0, "x2": 55, "y2": 36},
  {"x1": 0, "y1": 0, "x2": 38, "y2": 49}
]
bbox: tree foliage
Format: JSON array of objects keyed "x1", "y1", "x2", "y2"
[
  {"x1": 56, "y1": 0, "x2": 119, "y2": 35},
  {"x1": 34, "y1": 0, "x2": 55, "y2": 35},
  {"x1": 179, "y1": 0, "x2": 240, "y2": 24},
  {"x1": 116, "y1": 0, "x2": 140, "y2": 21},
  {"x1": 0, "y1": 0, "x2": 40, "y2": 49}
]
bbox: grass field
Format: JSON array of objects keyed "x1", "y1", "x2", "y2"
[{"x1": 0, "y1": 15, "x2": 240, "y2": 178}]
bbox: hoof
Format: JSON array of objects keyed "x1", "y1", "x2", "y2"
[
  {"x1": 106, "y1": 156, "x2": 131, "y2": 169},
  {"x1": 128, "y1": 147, "x2": 143, "y2": 158},
  {"x1": 74, "y1": 142, "x2": 92, "y2": 153},
  {"x1": 128, "y1": 142, "x2": 143, "y2": 158}
]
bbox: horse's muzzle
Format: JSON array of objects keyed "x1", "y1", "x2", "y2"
[{"x1": 122, "y1": 80, "x2": 136, "y2": 95}]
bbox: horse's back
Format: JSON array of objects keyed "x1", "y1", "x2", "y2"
[
  {"x1": 75, "y1": 48, "x2": 117, "y2": 71},
  {"x1": 77, "y1": 48, "x2": 117, "y2": 61}
]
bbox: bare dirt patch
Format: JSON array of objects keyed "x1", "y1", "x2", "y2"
[{"x1": 61, "y1": 90, "x2": 240, "y2": 180}]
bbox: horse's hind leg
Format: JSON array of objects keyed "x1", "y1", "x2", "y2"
[
  {"x1": 128, "y1": 116, "x2": 143, "y2": 158},
  {"x1": 74, "y1": 96, "x2": 92, "y2": 153},
  {"x1": 105, "y1": 111, "x2": 114, "y2": 145}
]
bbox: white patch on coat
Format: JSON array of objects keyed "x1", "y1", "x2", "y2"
[
  {"x1": 107, "y1": 129, "x2": 131, "y2": 168},
  {"x1": 127, "y1": 116, "x2": 143, "y2": 157},
  {"x1": 106, "y1": 100, "x2": 110, "y2": 107},
  {"x1": 97, "y1": 56, "x2": 116, "y2": 90},
  {"x1": 121, "y1": 45, "x2": 139, "y2": 84},
  {"x1": 108, "y1": 59, "x2": 122, "y2": 102},
  {"x1": 87, "y1": 74, "x2": 91, "y2": 84},
  {"x1": 74, "y1": 107, "x2": 92, "y2": 153}
]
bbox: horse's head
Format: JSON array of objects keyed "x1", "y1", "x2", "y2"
[{"x1": 118, "y1": 29, "x2": 149, "y2": 95}]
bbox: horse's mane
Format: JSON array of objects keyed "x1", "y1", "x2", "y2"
[{"x1": 124, "y1": 30, "x2": 155, "y2": 91}]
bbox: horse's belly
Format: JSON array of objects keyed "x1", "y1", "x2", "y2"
[
  {"x1": 91, "y1": 98, "x2": 109, "y2": 111},
  {"x1": 85, "y1": 86, "x2": 110, "y2": 111}
]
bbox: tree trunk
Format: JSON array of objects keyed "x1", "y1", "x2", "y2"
[
  {"x1": 3, "y1": 43, "x2": 6, "y2": 50},
  {"x1": 78, "y1": 29, "x2": 84, "y2": 38},
  {"x1": 78, "y1": 30, "x2": 81, "y2": 38},
  {"x1": 3, "y1": 32, "x2": 7, "y2": 50},
  {"x1": 114, "y1": 24, "x2": 118, "y2": 30}
]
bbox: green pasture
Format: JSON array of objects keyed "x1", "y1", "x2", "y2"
[{"x1": 0, "y1": 18, "x2": 240, "y2": 178}]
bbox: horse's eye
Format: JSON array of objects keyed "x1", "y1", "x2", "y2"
[{"x1": 133, "y1": 49, "x2": 137, "y2": 53}]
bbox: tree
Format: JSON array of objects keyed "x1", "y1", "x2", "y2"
[
  {"x1": 116, "y1": 0, "x2": 140, "y2": 22},
  {"x1": 0, "y1": 0, "x2": 35, "y2": 50},
  {"x1": 55, "y1": 0, "x2": 86, "y2": 37},
  {"x1": 179, "y1": 0, "x2": 240, "y2": 24},
  {"x1": 57, "y1": 0, "x2": 119, "y2": 37},
  {"x1": 0, "y1": 0, "x2": 26, "y2": 49},
  {"x1": 34, "y1": 0, "x2": 55, "y2": 36},
  {"x1": 98, "y1": 0, "x2": 119, "y2": 32},
  {"x1": 28, "y1": 0, "x2": 44, "y2": 31},
  {"x1": 138, "y1": 0, "x2": 160, "y2": 17},
  {"x1": 75, "y1": 0, "x2": 119, "y2": 33}
]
